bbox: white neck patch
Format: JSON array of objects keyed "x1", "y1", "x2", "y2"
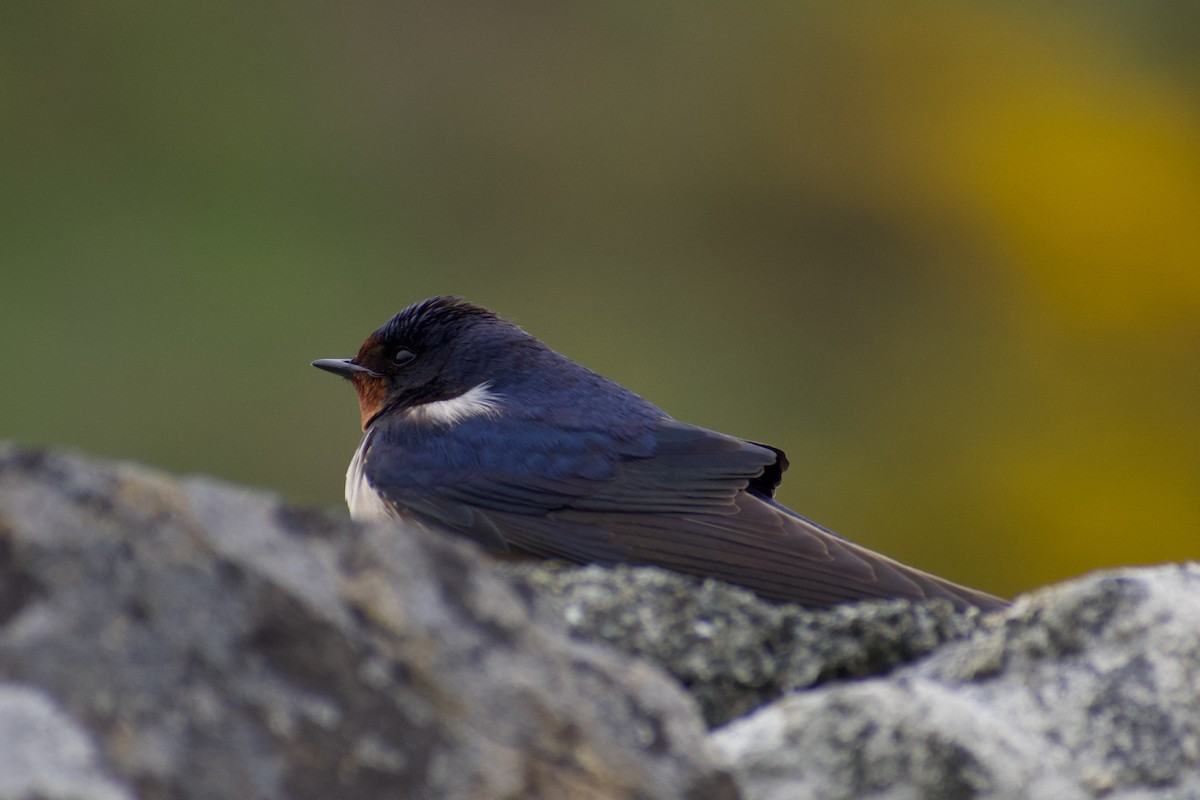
[
  {"x1": 345, "y1": 429, "x2": 393, "y2": 522},
  {"x1": 404, "y1": 381, "x2": 503, "y2": 426}
]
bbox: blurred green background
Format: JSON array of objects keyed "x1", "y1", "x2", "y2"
[{"x1": 4, "y1": 2, "x2": 1198, "y2": 600}]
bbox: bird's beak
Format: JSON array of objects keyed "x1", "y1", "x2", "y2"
[{"x1": 311, "y1": 358, "x2": 383, "y2": 379}]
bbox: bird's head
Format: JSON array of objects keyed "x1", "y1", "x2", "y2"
[{"x1": 313, "y1": 296, "x2": 524, "y2": 429}]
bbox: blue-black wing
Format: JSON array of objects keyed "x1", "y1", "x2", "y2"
[{"x1": 366, "y1": 415, "x2": 1004, "y2": 611}]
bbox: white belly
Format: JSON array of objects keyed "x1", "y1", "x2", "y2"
[{"x1": 345, "y1": 429, "x2": 394, "y2": 522}]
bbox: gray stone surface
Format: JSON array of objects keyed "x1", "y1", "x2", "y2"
[
  {"x1": 0, "y1": 685, "x2": 132, "y2": 800},
  {"x1": 0, "y1": 444, "x2": 737, "y2": 800},
  {"x1": 6, "y1": 442, "x2": 1198, "y2": 800},
  {"x1": 506, "y1": 561, "x2": 986, "y2": 727},
  {"x1": 711, "y1": 564, "x2": 1200, "y2": 800}
]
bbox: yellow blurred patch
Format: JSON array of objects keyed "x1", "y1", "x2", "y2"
[
  {"x1": 949, "y1": 74, "x2": 1200, "y2": 327},
  {"x1": 989, "y1": 431, "x2": 1200, "y2": 583},
  {"x1": 820, "y1": 4, "x2": 1200, "y2": 328}
]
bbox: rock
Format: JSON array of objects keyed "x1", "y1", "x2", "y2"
[
  {"x1": 504, "y1": 561, "x2": 985, "y2": 727},
  {"x1": 0, "y1": 445, "x2": 737, "y2": 800},
  {"x1": 7, "y1": 442, "x2": 1197, "y2": 800},
  {"x1": 0, "y1": 686, "x2": 132, "y2": 800},
  {"x1": 711, "y1": 564, "x2": 1200, "y2": 800}
]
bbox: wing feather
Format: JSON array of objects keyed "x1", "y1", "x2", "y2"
[{"x1": 367, "y1": 415, "x2": 1004, "y2": 610}]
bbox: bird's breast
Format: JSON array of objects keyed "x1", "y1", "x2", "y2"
[{"x1": 345, "y1": 429, "x2": 394, "y2": 522}]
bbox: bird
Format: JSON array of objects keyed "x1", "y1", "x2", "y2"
[{"x1": 313, "y1": 296, "x2": 1006, "y2": 612}]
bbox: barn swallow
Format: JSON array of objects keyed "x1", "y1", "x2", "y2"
[{"x1": 313, "y1": 296, "x2": 1005, "y2": 611}]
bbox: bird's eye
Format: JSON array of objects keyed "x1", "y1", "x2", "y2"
[{"x1": 391, "y1": 347, "x2": 417, "y2": 367}]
